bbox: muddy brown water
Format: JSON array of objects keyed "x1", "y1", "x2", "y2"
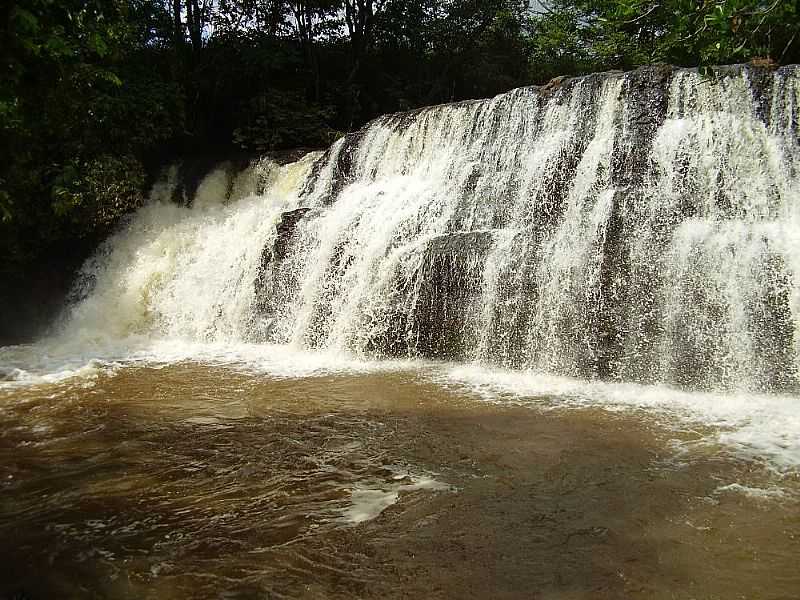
[{"x1": 1, "y1": 364, "x2": 799, "y2": 599}]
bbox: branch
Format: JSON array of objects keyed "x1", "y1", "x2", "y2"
[
  {"x1": 622, "y1": 3, "x2": 660, "y2": 25},
  {"x1": 779, "y1": 27, "x2": 798, "y2": 63}
]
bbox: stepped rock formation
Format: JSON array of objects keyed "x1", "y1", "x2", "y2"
[{"x1": 68, "y1": 64, "x2": 800, "y2": 392}]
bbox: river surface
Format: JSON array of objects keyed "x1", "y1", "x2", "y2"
[{"x1": 1, "y1": 347, "x2": 799, "y2": 599}]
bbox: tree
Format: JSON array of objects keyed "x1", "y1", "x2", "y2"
[
  {"x1": 0, "y1": 0, "x2": 183, "y2": 265},
  {"x1": 3, "y1": 0, "x2": 799, "y2": 342},
  {"x1": 526, "y1": 0, "x2": 799, "y2": 78}
]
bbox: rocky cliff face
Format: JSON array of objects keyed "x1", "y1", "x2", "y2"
[
  {"x1": 53, "y1": 63, "x2": 800, "y2": 394},
  {"x1": 252, "y1": 63, "x2": 799, "y2": 392}
]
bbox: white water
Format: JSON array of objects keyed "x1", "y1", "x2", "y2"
[
  {"x1": 440, "y1": 364, "x2": 800, "y2": 472},
  {"x1": 3, "y1": 65, "x2": 800, "y2": 471}
]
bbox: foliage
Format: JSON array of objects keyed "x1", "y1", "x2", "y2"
[
  {"x1": 233, "y1": 90, "x2": 339, "y2": 151},
  {"x1": 52, "y1": 155, "x2": 147, "y2": 230},
  {"x1": 526, "y1": 0, "x2": 799, "y2": 77},
  {"x1": 1, "y1": 0, "x2": 798, "y2": 294}
]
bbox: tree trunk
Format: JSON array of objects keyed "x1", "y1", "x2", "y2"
[
  {"x1": 186, "y1": 0, "x2": 202, "y2": 53},
  {"x1": 172, "y1": 0, "x2": 182, "y2": 47}
]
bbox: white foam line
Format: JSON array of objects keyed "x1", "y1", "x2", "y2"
[
  {"x1": 0, "y1": 344, "x2": 122, "y2": 389},
  {"x1": 134, "y1": 339, "x2": 422, "y2": 378},
  {"x1": 0, "y1": 339, "x2": 420, "y2": 391},
  {"x1": 5, "y1": 341, "x2": 800, "y2": 475},
  {"x1": 714, "y1": 483, "x2": 788, "y2": 500},
  {"x1": 437, "y1": 364, "x2": 800, "y2": 473}
]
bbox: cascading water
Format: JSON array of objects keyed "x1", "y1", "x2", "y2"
[
  {"x1": 64, "y1": 154, "x2": 321, "y2": 346},
  {"x1": 7, "y1": 64, "x2": 800, "y2": 600},
  {"x1": 60, "y1": 64, "x2": 799, "y2": 394}
]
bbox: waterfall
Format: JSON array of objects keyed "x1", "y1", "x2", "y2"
[{"x1": 62, "y1": 64, "x2": 800, "y2": 393}]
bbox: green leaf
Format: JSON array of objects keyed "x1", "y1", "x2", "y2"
[
  {"x1": 11, "y1": 7, "x2": 39, "y2": 35},
  {"x1": 90, "y1": 32, "x2": 109, "y2": 57},
  {"x1": 99, "y1": 70, "x2": 123, "y2": 86},
  {"x1": 44, "y1": 35, "x2": 72, "y2": 57}
]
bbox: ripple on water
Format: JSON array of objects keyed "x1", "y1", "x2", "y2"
[{"x1": 1, "y1": 360, "x2": 799, "y2": 598}]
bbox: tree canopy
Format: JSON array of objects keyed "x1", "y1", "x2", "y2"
[{"x1": 1, "y1": 0, "x2": 798, "y2": 288}]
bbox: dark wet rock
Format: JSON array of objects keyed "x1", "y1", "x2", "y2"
[
  {"x1": 598, "y1": 67, "x2": 674, "y2": 377},
  {"x1": 596, "y1": 190, "x2": 630, "y2": 379},
  {"x1": 255, "y1": 208, "x2": 311, "y2": 291},
  {"x1": 264, "y1": 147, "x2": 322, "y2": 166},
  {"x1": 300, "y1": 132, "x2": 368, "y2": 205},
  {"x1": 173, "y1": 156, "x2": 231, "y2": 205},
  {"x1": 167, "y1": 150, "x2": 319, "y2": 206},
  {"x1": 612, "y1": 64, "x2": 674, "y2": 187},
  {"x1": 409, "y1": 231, "x2": 495, "y2": 359},
  {"x1": 743, "y1": 246, "x2": 797, "y2": 392},
  {"x1": 383, "y1": 98, "x2": 483, "y2": 134},
  {"x1": 746, "y1": 64, "x2": 779, "y2": 126},
  {"x1": 173, "y1": 156, "x2": 252, "y2": 205},
  {"x1": 0, "y1": 235, "x2": 100, "y2": 345},
  {"x1": 274, "y1": 208, "x2": 311, "y2": 262},
  {"x1": 333, "y1": 133, "x2": 365, "y2": 187},
  {"x1": 542, "y1": 75, "x2": 569, "y2": 92},
  {"x1": 319, "y1": 131, "x2": 367, "y2": 203}
]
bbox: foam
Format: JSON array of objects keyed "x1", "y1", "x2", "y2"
[
  {"x1": 439, "y1": 365, "x2": 800, "y2": 473},
  {"x1": 341, "y1": 475, "x2": 451, "y2": 524},
  {"x1": 0, "y1": 344, "x2": 119, "y2": 390},
  {"x1": 5, "y1": 340, "x2": 800, "y2": 474},
  {"x1": 130, "y1": 339, "x2": 420, "y2": 378},
  {"x1": 714, "y1": 483, "x2": 789, "y2": 500},
  {"x1": 0, "y1": 339, "x2": 418, "y2": 391}
]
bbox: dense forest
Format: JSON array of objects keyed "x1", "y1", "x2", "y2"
[{"x1": 1, "y1": 0, "x2": 798, "y2": 340}]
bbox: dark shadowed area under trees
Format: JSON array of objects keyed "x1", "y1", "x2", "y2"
[{"x1": 1, "y1": 0, "x2": 799, "y2": 342}]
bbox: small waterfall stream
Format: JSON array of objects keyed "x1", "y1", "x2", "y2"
[{"x1": 64, "y1": 64, "x2": 800, "y2": 393}]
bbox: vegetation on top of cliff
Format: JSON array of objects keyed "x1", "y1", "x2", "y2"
[{"x1": 0, "y1": 0, "x2": 797, "y2": 294}]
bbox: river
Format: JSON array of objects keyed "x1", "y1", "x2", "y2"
[{"x1": 2, "y1": 62, "x2": 800, "y2": 598}]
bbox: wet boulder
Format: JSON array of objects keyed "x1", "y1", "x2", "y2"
[{"x1": 408, "y1": 231, "x2": 495, "y2": 359}]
